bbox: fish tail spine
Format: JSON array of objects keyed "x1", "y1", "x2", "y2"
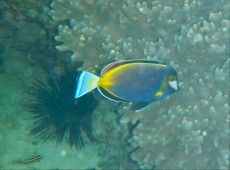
[{"x1": 75, "y1": 71, "x2": 100, "y2": 98}]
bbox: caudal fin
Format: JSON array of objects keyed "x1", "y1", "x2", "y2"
[{"x1": 75, "y1": 71, "x2": 100, "y2": 98}]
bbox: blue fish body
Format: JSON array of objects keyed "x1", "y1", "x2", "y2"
[{"x1": 75, "y1": 59, "x2": 179, "y2": 111}]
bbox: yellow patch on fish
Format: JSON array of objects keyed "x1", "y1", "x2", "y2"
[
  {"x1": 155, "y1": 90, "x2": 163, "y2": 97},
  {"x1": 98, "y1": 78, "x2": 114, "y2": 87}
]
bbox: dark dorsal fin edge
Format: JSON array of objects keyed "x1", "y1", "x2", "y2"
[{"x1": 100, "y1": 59, "x2": 167, "y2": 76}]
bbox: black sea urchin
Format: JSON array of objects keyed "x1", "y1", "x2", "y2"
[{"x1": 26, "y1": 70, "x2": 98, "y2": 149}]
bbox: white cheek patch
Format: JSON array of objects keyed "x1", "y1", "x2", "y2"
[{"x1": 169, "y1": 80, "x2": 178, "y2": 91}]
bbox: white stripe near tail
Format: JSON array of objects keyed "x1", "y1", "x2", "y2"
[{"x1": 75, "y1": 71, "x2": 100, "y2": 98}]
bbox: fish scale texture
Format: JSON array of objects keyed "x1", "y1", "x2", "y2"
[{"x1": 50, "y1": 0, "x2": 229, "y2": 169}]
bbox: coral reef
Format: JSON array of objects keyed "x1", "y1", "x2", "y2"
[
  {"x1": 51, "y1": 0, "x2": 229, "y2": 169},
  {"x1": 51, "y1": 0, "x2": 229, "y2": 70},
  {"x1": 92, "y1": 100, "x2": 139, "y2": 169},
  {"x1": 120, "y1": 58, "x2": 229, "y2": 169}
]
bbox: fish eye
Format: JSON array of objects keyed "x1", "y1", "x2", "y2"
[{"x1": 168, "y1": 75, "x2": 176, "y2": 81}]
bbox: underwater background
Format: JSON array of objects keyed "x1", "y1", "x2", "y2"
[{"x1": 0, "y1": 0, "x2": 229, "y2": 169}]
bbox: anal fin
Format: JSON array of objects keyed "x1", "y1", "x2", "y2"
[
  {"x1": 97, "y1": 87, "x2": 128, "y2": 102},
  {"x1": 132, "y1": 102, "x2": 151, "y2": 112}
]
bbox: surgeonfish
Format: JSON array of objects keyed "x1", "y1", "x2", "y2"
[{"x1": 75, "y1": 59, "x2": 179, "y2": 111}]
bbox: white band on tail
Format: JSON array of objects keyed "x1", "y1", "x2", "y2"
[{"x1": 75, "y1": 71, "x2": 99, "y2": 98}]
